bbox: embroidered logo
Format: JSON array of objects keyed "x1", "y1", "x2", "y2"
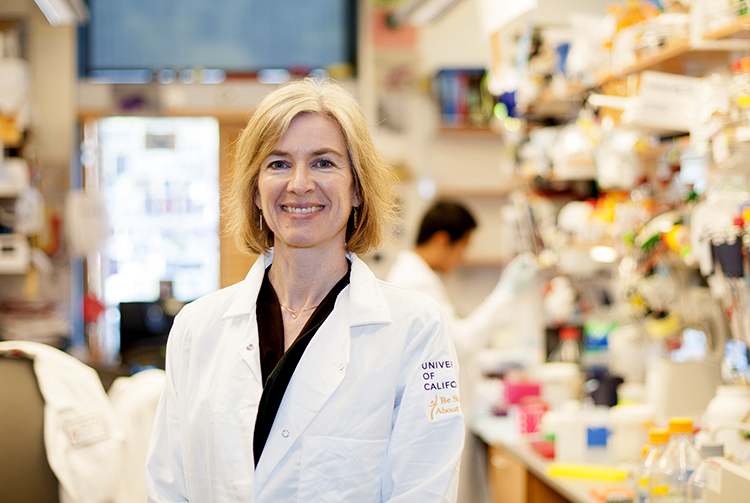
[
  {"x1": 421, "y1": 359, "x2": 458, "y2": 391},
  {"x1": 428, "y1": 394, "x2": 461, "y2": 420}
]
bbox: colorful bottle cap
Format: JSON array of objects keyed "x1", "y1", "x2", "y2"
[
  {"x1": 668, "y1": 417, "x2": 693, "y2": 433},
  {"x1": 559, "y1": 326, "x2": 580, "y2": 340},
  {"x1": 649, "y1": 427, "x2": 670, "y2": 445}
]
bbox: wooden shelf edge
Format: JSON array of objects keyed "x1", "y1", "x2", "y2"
[
  {"x1": 614, "y1": 39, "x2": 691, "y2": 77},
  {"x1": 78, "y1": 109, "x2": 251, "y2": 123},
  {"x1": 703, "y1": 14, "x2": 750, "y2": 40},
  {"x1": 436, "y1": 126, "x2": 500, "y2": 138}
]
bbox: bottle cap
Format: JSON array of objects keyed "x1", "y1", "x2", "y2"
[
  {"x1": 668, "y1": 417, "x2": 693, "y2": 434},
  {"x1": 700, "y1": 442, "x2": 724, "y2": 458},
  {"x1": 649, "y1": 427, "x2": 670, "y2": 445},
  {"x1": 559, "y1": 327, "x2": 580, "y2": 341}
]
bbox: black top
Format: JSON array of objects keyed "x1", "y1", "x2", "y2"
[{"x1": 253, "y1": 262, "x2": 351, "y2": 466}]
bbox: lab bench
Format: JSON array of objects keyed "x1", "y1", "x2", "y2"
[{"x1": 472, "y1": 410, "x2": 629, "y2": 503}]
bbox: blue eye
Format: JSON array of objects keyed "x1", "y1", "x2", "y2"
[
  {"x1": 317, "y1": 159, "x2": 334, "y2": 168},
  {"x1": 269, "y1": 160, "x2": 286, "y2": 169}
]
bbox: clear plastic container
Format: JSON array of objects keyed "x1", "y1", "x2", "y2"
[
  {"x1": 634, "y1": 427, "x2": 670, "y2": 503},
  {"x1": 652, "y1": 418, "x2": 703, "y2": 503},
  {"x1": 686, "y1": 443, "x2": 724, "y2": 503},
  {"x1": 549, "y1": 326, "x2": 581, "y2": 363}
]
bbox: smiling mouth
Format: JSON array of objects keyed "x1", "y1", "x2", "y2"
[{"x1": 282, "y1": 205, "x2": 324, "y2": 214}]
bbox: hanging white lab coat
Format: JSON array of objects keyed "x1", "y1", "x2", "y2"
[
  {"x1": 109, "y1": 368, "x2": 167, "y2": 503},
  {"x1": 386, "y1": 250, "x2": 517, "y2": 503},
  {"x1": 146, "y1": 252, "x2": 464, "y2": 503},
  {"x1": 0, "y1": 340, "x2": 128, "y2": 503}
]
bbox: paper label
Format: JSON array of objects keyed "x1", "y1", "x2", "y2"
[
  {"x1": 635, "y1": 71, "x2": 701, "y2": 132},
  {"x1": 712, "y1": 129, "x2": 730, "y2": 164},
  {"x1": 64, "y1": 413, "x2": 110, "y2": 448},
  {"x1": 735, "y1": 126, "x2": 750, "y2": 143},
  {"x1": 706, "y1": 459, "x2": 722, "y2": 494}
]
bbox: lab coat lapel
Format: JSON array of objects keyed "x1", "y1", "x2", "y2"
[
  {"x1": 254, "y1": 290, "x2": 352, "y2": 489},
  {"x1": 224, "y1": 253, "x2": 268, "y2": 384}
]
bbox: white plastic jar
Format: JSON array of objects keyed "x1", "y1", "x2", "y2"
[
  {"x1": 702, "y1": 385, "x2": 750, "y2": 462},
  {"x1": 533, "y1": 362, "x2": 582, "y2": 411},
  {"x1": 608, "y1": 403, "x2": 656, "y2": 463}
]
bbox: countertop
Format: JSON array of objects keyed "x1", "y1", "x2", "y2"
[{"x1": 472, "y1": 407, "x2": 634, "y2": 503}]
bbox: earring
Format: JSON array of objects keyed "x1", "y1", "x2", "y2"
[
  {"x1": 259, "y1": 212, "x2": 263, "y2": 231},
  {"x1": 352, "y1": 206, "x2": 358, "y2": 229}
]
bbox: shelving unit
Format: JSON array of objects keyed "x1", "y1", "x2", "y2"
[
  {"x1": 614, "y1": 39, "x2": 733, "y2": 77},
  {"x1": 531, "y1": 13, "x2": 750, "y2": 117},
  {"x1": 703, "y1": 14, "x2": 750, "y2": 40}
]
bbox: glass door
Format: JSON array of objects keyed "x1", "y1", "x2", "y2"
[{"x1": 88, "y1": 116, "x2": 220, "y2": 363}]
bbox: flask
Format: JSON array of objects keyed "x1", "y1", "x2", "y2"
[
  {"x1": 652, "y1": 417, "x2": 702, "y2": 503},
  {"x1": 634, "y1": 428, "x2": 670, "y2": 503},
  {"x1": 686, "y1": 443, "x2": 724, "y2": 503},
  {"x1": 550, "y1": 326, "x2": 581, "y2": 363}
]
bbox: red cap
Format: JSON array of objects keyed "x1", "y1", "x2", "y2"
[{"x1": 559, "y1": 327, "x2": 580, "y2": 340}]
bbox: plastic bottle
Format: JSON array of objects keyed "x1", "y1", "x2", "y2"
[
  {"x1": 634, "y1": 428, "x2": 670, "y2": 503},
  {"x1": 554, "y1": 399, "x2": 587, "y2": 464},
  {"x1": 729, "y1": 58, "x2": 750, "y2": 122},
  {"x1": 550, "y1": 326, "x2": 581, "y2": 363},
  {"x1": 686, "y1": 443, "x2": 724, "y2": 503},
  {"x1": 652, "y1": 417, "x2": 703, "y2": 503}
]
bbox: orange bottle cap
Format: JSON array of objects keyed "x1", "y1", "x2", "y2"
[
  {"x1": 668, "y1": 417, "x2": 693, "y2": 434},
  {"x1": 649, "y1": 427, "x2": 670, "y2": 444}
]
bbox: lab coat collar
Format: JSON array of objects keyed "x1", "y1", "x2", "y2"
[
  {"x1": 348, "y1": 252, "x2": 392, "y2": 327},
  {"x1": 220, "y1": 251, "x2": 273, "y2": 320},
  {"x1": 221, "y1": 249, "x2": 392, "y2": 328}
]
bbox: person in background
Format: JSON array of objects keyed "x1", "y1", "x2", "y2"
[
  {"x1": 145, "y1": 78, "x2": 464, "y2": 502},
  {"x1": 386, "y1": 200, "x2": 538, "y2": 503}
]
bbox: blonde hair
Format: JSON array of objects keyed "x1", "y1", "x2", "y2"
[{"x1": 224, "y1": 78, "x2": 399, "y2": 255}]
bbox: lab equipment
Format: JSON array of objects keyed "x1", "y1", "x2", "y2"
[
  {"x1": 652, "y1": 417, "x2": 702, "y2": 502},
  {"x1": 687, "y1": 443, "x2": 724, "y2": 503},
  {"x1": 635, "y1": 428, "x2": 670, "y2": 503}
]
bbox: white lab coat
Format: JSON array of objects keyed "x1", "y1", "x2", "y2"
[
  {"x1": 146, "y1": 252, "x2": 464, "y2": 503},
  {"x1": 109, "y1": 368, "x2": 167, "y2": 503},
  {"x1": 385, "y1": 250, "x2": 515, "y2": 401},
  {"x1": 386, "y1": 250, "x2": 516, "y2": 503},
  {"x1": 0, "y1": 340, "x2": 128, "y2": 503}
]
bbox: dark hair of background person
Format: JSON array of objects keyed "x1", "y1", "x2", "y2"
[{"x1": 416, "y1": 201, "x2": 477, "y2": 246}]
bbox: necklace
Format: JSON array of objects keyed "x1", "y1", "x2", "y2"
[{"x1": 278, "y1": 302, "x2": 319, "y2": 319}]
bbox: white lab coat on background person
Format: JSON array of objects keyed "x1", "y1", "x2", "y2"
[
  {"x1": 386, "y1": 250, "x2": 537, "y2": 503},
  {"x1": 0, "y1": 340, "x2": 128, "y2": 503},
  {"x1": 146, "y1": 252, "x2": 464, "y2": 503},
  {"x1": 108, "y1": 368, "x2": 166, "y2": 503}
]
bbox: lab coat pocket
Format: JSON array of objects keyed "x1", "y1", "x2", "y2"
[{"x1": 297, "y1": 436, "x2": 387, "y2": 503}]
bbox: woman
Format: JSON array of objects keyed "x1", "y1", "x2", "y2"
[{"x1": 146, "y1": 78, "x2": 464, "y2": 502}]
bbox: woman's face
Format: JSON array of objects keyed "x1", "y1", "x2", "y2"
[{"x1": 255, "y1": 113, "x2": 359, "y2": 254}]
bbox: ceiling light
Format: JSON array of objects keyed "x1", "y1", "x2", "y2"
[
  {"x1": 34, "y1": 0, "x2": 88, "y2": 26},
  {"x1": 389, "y1": 0, "x2": 464, "y2": 27}
]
